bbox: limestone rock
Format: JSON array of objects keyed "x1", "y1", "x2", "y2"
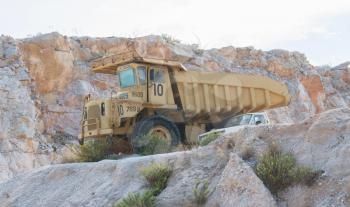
[
  {"x1": 0, "y1": 36, "x2": 59, "y2": 182},
  {"x1": 0, "y1": 147, "x2": 275, "y2": 207},
  {"x1": 215, "y1": 108, "x2": 350, "y2": 207},
  {"x1": 0, "y1": 108, "x2": 349, "y2": 206}
]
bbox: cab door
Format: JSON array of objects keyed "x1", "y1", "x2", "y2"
[
  {"x1": 148, "y1": 67, "x2": 167, "y2": 104},
  {"x1": 135, "y1": 65, "x2": 147, "y2": 102}
]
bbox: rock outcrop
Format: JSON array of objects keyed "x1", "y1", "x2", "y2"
[
  {"x1": 0, "y1": 36, "x2": 59, "y2": 182},
  {"x1": 217, "y1": 107, "x2": 350, "y2": 206},
  {"x1": 0, "y1": 144, "x2": 276, "y2": 207},
  {"x1": 0, "y1": 32, "x2": 349, "y2": 183},
  {"x1": 316, "y1": 63, "x2": 350, "y2": 110},
  {"x1": 0, "y1": 108, "x2": 348, "y2": 207}
]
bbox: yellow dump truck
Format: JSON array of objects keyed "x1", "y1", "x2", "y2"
[{"x1": 79, "y1": 51, "x2": 290, "y2": 151}]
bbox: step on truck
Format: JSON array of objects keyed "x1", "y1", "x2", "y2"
[{"x1": 79, "y1": 51, "x2": 291, "y2": 152}]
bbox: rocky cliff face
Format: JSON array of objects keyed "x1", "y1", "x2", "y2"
[
  {"x1": 0, "y1": 32, "x2": 349, "y2": 183},
  {"x1": 0, "y1": 36, "x2": 57, "y2": 181},
  {"x1": 316, "y1": 63, "x2": 350, "y2": 109}
]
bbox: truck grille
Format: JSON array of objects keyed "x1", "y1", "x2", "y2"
[{"x1": 87, "y1": 104, "x2": 100, "y2": 130}]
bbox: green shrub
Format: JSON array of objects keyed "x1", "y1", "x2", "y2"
[
  {"x1": 199, "y1": 133, "x2": 220, "y2": 146},
  {"x1": 115, "y1": 163, "x2": 173, "y2": 206},
  {"x1": 140, "y1": 163, "x2": 172, "y2": 195},
  {"x1": 115, "y1": 191, "x2": 155, "y2": 207},
  {"x1": 255, "y1": 149, "x2": 317, "y2": 194},
  {"x1": 77, "y1": 140, "x2": 110, "y2": 162},
  {"x1": 193, "y1": 180, "x2": 212, "y2": 205},
  {"x1": 134, "y1": 134, "x2": 171, "y2": 156}
]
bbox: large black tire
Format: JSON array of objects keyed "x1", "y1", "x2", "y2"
[{"x1": 131, "y1": 116, "x2": 180, "y2": 149}]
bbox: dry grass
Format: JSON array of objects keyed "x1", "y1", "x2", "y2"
[
  {"x1": 161, "y1": 34, "x2": 181, "y2": 44},
  {"x1": 280, "y1": 185, "x2": 311, "y2": 207},
  {"x1": 240, "y1": 145, "x2": 255, "y2": 160}
]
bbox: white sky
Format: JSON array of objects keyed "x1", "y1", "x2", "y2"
[{"x1": 1, "y1": 0, "x2": 349, "y2": 65}]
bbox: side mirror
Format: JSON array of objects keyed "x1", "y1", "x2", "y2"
[
  {"x1": 85, "y1": 94, "x2": 91, "y2": 101},
  {"x1": 255, "y1": 121, "x2": 262, "y2": 125}
]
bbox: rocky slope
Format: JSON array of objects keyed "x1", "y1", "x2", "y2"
[
  {"x1": 0, "y1": 36, "x2": 59, "y2": 181},
  {"x1": 220, "y1": 107, "x2": 350, "y2": 207},
  {"x1": 0, "y1": 108, "x2": 348, "y2": 207},
  {"x1": 0, "y1": 32, "x2": 349, "y2": 183}
]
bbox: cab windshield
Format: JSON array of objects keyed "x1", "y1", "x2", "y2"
[
  {"x1": 118, "y1": 67, "x2": 135, "y2": 88},
  {"x1": 226, "y1": 114, "x2": 252, "y2": 127}
]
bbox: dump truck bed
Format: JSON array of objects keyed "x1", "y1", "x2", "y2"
[{"x1": 174, "y1": 70, "x2": 290, "y2": 117}]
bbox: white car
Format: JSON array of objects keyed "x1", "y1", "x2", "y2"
[{"x1": 198, "y1": 112, "x2": 270, "y2": 142}]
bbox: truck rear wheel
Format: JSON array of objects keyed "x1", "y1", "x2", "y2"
[{"x1": 131, "y1": 116, "x2": 180, "y2": 151}]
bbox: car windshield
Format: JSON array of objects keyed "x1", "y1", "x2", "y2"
[
  {"x1": 119, "y1": 67, "x2": 135, "y2": 88},
  {"x1": 226, "y1": 114, "x2": 252, "y2": 127}
]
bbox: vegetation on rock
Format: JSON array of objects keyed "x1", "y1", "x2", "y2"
[
  {"x1": 240, "y1": 145, "x2": 255, "y2": 160},
  {"x1": 255, "y1": 145, "x2": 317, "y2": 194},
  {"x1": 161, "y1": 34, "x2": 181, "y2": 44},
  {"x1": 115, "y1": 191, "x2": 155, "y2": 207},
  {"x1": 77, "y1": 140, "x2": 110, "y2": 162},
  {"x1": 140, "y1": 163, "x2": 172, "y2": 196},
  {"x1": 104, "y1": 154, "x2": 123, "y2": 160},
  {"x1": 115, "y1": 163, "x2": 172, "y2": 207},
  {"x1": 199, "y1": 133, "x2": 220, "y2": 146},
  {"x1": 134, "y1": 134, "x2": 172, "y2": 156},
  {"x1": 193, "y1": 180, "x2": 212, "y2": 206}
]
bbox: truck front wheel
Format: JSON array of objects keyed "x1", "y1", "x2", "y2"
[{"x1": 131, "y1": 116, "x2": 180, "y2": 152}]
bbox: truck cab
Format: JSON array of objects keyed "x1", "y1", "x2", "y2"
[
  {"x1": 79, "y1": 52, "x2": 185, "y2": 144},
  {"x1": 114, "y1": 63, "x2": 175, "y2": 106}
]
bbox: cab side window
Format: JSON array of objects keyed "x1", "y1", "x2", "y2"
[
  {"x1": 137, "y1": 66, "x2": 146, "y2": 85},
  {"x1": 119, "y1": 67, "x2": 135, "y2": 88},
  {"x1": 253, "y1": 115, "x2": 266, "y2": 125},
  {"x1": 150, "y1": 68, "x2": 164, "y2": 83}
]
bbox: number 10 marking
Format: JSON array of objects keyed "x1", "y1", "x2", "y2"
[{"x1": 153, "y1": 83, "x2": 164, "y2": 96}]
